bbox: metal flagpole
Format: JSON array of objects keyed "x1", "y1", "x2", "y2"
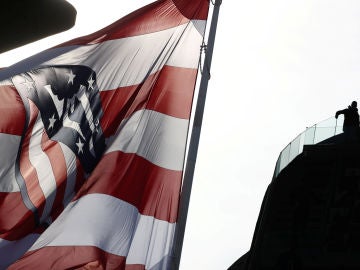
[{"x1": 171, "y1": 0, "x2": 222, "y2": 269}]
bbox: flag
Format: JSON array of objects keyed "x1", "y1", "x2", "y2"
[{"x1": 0, "y1": 0, "x2": 209, "y2": 268}]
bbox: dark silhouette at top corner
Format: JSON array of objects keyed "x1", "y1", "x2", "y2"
[
  {"x1": 335, "y1": 101, "x2": 359, "y2": 131},
  {"x1": 0, "y1": 0, "x2": 77, "y2": 54},
  {"x1": 335, "y1": 101, "x2": 360, "y2": 142}
]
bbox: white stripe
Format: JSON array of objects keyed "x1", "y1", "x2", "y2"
[
  {"x1": 106, "y1": 110, "x2": 188, "y2": 171},
  {"x1": 30, "y1": 194, "x2": 138, "y2": 253},
  {"x1": 59, "y1": 142, "x2": 77, "y2": 206},
  {"x1": 0, "y1": 133, "x2": 21, "y2": 192},
  {"x1": 0, "y1": 234, "x2": 40, "y2": 269},
  {"x1": 167, "y1": 21, "x2": 205, "y2": 68},
  {"x1": 29, "y1": 114, "x2": 57, "y2": 222},
  {"x1": 0, "y1": 80, "x2": 12, "y2": 86},
  {"x1": 126, "y1": 215, "x2": 175, "y2": 269},
  {"x1": 38, "y1": 21, "x2": 204, "y2": 90},
  {"x1": 29, "y1": 193, "x2": 175, "y2": 268}
]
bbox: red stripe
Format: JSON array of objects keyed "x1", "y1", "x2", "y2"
[
  {"x1": 0, "y1": 192, "x2": 35, "y2": 241},
  {"x1": 8, "y1": 246, "x2": 126, "y2": 270},
  {"x1": 173, "y1": 0, "x2": 209, "y2": 20},
  {"x1": 40, "y1": 131, "x2": 67, "y2": 219},
  {"x1": 0, "y1": 85, "x2": 25, "y2": 136},
  {"x1": 74, "y1": 159, "x2": 86, "y2": 194},
  {"x1": 146, "y1": 66, "x2": 197, "y2": 118},
  {"x1": 19, "y1": 101, "x2": 45, "y2": 217},
  {"x1": 73, "y1": 151, "x2": 182, "y2": 223},
  {"x1": 57, "y1": 0, "x2": 206, "y2": 47},
  {"x1": 100, "y1": 66, "x2": 197, "y2": 137}
]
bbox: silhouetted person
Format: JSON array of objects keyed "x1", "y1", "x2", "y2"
[{"x1": 335, "y1": 101, "x2": 360, "y2": 141}]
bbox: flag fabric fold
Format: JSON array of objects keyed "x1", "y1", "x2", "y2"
[{"x1": 0, "y1": 0, "x2": 209, "y2": 269}]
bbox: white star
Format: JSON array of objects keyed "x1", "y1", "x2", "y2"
[
  {"x1": 21, "y1": 77, "x2": 34, "y2": 91},
  {"x1": 88, "y1": 75, "x2": 95, "y2": 90},
  {"x1": 66, "y1": 70, "x2": 76, "y2": 85},
  {"x1": 48, "y1": 114, "x2": 56, "y2": 130},
  {"x1": 76, "y1": 138, "x2": 84, "y2": 154}
]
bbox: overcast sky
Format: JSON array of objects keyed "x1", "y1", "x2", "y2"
[{"x1": 1, "y1": 1, "x2": 360, "y2": 269}]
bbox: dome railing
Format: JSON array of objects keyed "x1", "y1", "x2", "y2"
[{"x1": 273, "y1": 115, "x2": 344, "y2": 179}]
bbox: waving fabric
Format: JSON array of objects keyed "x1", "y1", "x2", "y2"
[{"x1": 0, "y1": 0, "x2": 209, "y2": 269}]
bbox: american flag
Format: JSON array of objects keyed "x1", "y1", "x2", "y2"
[{"x1": 0, "y1": 0, "x2": 209, "y2": 269}]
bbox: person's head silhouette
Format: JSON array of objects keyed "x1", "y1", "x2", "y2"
[{"x1": 351, "y1": 101, "x2": 357, "y2": 108}]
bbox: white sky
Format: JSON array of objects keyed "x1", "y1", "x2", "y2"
[{"x1": 1, "y1": 1, "x2": 360, "y2": 269}]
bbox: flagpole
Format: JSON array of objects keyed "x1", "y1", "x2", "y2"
[{"x1": 171, "y1": 0, "x2": 222, "y2": 269}]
